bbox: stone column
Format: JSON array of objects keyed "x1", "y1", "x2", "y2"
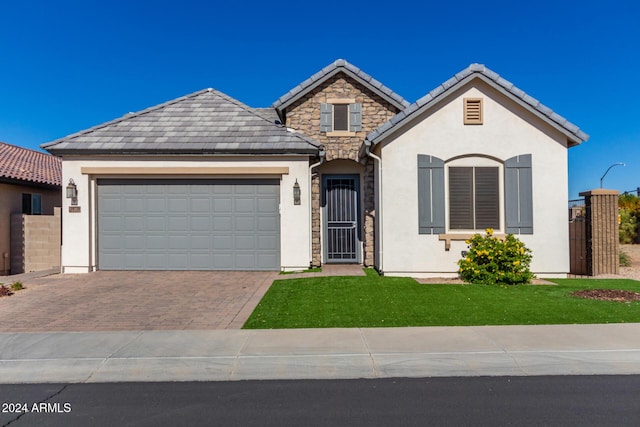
[
  {"x1": 363, "y1": 160, "x2": 376, "y2": 267},
  {"x1": 311, "y1": 173, "x2": 322, "y2": 267},
  {"x1": 580, "y1": 189, "x2": 620, "y2": 275}
]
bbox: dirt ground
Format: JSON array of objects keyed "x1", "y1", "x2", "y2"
[{"x1": 609, "y1": 244, "x2": 640, "y2": 280}]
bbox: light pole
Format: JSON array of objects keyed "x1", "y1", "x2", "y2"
[{"x1": 600, "y1": 162, "x2": 625, "y2": 188}]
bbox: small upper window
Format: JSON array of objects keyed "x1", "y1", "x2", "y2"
[
  {"x1": 464, "y1": 98, "x2": 483, "y2": 125},
  {"x1": 22, "y1": 193, "x2": 42, "y2": 215},
  {"x1": 320, "y1": 101, "x2": 362, "y2": 133},
  {"x1": 333, "y1": 104, "x2": 349, "y2": 131}
]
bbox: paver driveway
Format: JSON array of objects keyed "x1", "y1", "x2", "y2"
[{"x1": 0, "y1": 271, "x2": 278, "y2": 332}]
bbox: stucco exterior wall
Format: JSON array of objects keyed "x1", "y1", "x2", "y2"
[
  {"x1": 380, "y1": 81, "x2": 570, "y2": 278},
  {"x1": 60, "y1": 156, "x2": 312, "y2": 273},
  {"x1": 0, "y1": 182, "x2": 61, "y2": 275}
]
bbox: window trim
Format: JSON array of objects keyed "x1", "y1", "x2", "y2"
[
  {"x1": 444, "y1": 157, "x2": 503, "y2": 233},
  {"x1": 323, "y1": 98, "x2": 359, "y2": 136}
]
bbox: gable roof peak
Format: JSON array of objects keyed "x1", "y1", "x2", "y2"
[
  {"x1": 273, "y1": 59, "x2": 409, "y2": 111},
  {"x1": 367, "y1": 64, "x2": 589, "y2": 147}
]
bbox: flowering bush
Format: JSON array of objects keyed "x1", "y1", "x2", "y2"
[{"x1": 458, "y1": 228, "x2": 533, "y2": 285}]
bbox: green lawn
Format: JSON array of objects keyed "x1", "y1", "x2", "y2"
[{"x1": 243, "y1": 270, "x2": 640, "y2": 329}]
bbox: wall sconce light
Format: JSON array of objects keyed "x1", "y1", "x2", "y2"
[
  {"x1": 66, "y1": 178, "x2": 78, "y2": 205},
  {"x1": 293, "y1": 179, "x2": 301, "y2": 205}
]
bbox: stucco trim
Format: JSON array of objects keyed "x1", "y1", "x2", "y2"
[
  {"x1": 326, "y1": 131, "x2": 357, "y2": 137},
  {"x1": 326, "y1": 98, "x2": 356, "y2": 104},
  {"x1": 438, "y1": 233, "x2": 506, "y2": 251},
  {"x1": 80, "y1": 167, "x2": 290, "y2": 175}
]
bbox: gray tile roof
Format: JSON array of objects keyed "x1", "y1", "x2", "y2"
[
  {"x1": 43, "y1": 89, "x2": 321, "y2": 155},
  {"x1": 367, "y1": 63, "x2": 589, "y2": 147},
  {"x1": 272, "y1": 59, "x2": 410, "y2": 111}
]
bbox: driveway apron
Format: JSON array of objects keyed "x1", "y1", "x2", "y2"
[{"x1": 0, "y1": 271, "x2": 278, "y2": 332}]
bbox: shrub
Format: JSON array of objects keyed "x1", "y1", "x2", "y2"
[
  {"x1": 620, "y1": 251, "x2": 632, "y2": 267},
  {"x1": 619, "y1": 194, "x2": 640, "y2": 243},
  {"x1": 619, "y1": 207, "x2": 638, "y2": 244},
  {"x1": 458, "y1": 228, "x2": 534, "y2": 285},
  {"x1": 10, "y1": 281, "x2": 23, "y2": 291}
]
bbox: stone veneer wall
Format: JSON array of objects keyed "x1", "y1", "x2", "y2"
[
  {"x1": 10, "y1": 207, "x2": 61, "y2": 274},
  {"x1": 284, "y1": 75, "x2": 401, "y2": 266}
]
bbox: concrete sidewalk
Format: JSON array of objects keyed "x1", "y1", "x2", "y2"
[{"x1": 2, "y1": 323, "x2": 640, "y2": 383}]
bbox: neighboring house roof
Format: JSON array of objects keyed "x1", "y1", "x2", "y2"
[
  {"x1": 273, "y1": 59, "x2": 410, "y2": 111},
  {"x1": 367, "y1": 63, "x2": 589, "y2": 148},
  {"x1": 0, "y1": 141, "x2": 61, "y2": 187},
  {"x1": 42, "y1": 89, "x2": 321, "y2": 156}
]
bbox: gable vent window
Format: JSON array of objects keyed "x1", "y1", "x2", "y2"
[{"x1": 464, "y1": 98, "x2": 483, "y2": 125}]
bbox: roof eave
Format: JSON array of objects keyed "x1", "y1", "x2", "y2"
[
  {"x1": 0, "y1": 176, "x2": 61, "y2": 189},
  {"x1": 45, "y1": 148, "x2": 320, "y2": 157}
]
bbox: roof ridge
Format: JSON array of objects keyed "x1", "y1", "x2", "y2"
[
  {"x1": 250, "y1": 107, "x2": 322, "y2": 149},
  {"x1": 272, "y1": 59, "x2": 410, "y2": 111},
  {"x1": 237, "y1": 104, "x2": 322, "y2": 150},
  {"x1": 0, "y1": 140, "x2": 55, "y2": 157},
  {"x1": 367, "y1": 64, "x2": 588, "y2": 147},
  {"x1": 42, "y1": 88, "x2": 230, "y2": 148}
]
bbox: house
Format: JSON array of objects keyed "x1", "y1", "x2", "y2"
[
  {"x1": 43, "y1": 60, "x2": 588, "y2": 277},
  {"x1": 0, "y1": 141, "x2": 62, "y2": 275}
]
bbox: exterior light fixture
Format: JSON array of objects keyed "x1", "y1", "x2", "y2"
[
  {"x1": 66, "y1": 178, "x2": 78, "y2": 205},
  {"x1": 293, "y1": 179, "x2": 301, "y2": 205}
]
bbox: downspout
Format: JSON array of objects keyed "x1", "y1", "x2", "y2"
[
  {"x1": 309, "y1": 147, "x2": 326, "y2": 267},
  {"x1": 364, "y1": 139, "x2": 383, "y2": 274}
]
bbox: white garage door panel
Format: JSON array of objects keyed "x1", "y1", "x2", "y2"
[{"x1": 97, "y1": 179, "x2": 280, "y2": 270}]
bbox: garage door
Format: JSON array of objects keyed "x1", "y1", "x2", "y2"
[{"x1": 97, "y1": 179, "x2": 280, "y2": 270}]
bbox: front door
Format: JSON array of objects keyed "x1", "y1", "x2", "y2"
[{"x1": 323, "y1": 175, "x2": 360, "y2": 263}]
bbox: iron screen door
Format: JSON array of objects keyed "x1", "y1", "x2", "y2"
[{"x1": 323, "y1": 175, "x2": 360, "y2": 263}]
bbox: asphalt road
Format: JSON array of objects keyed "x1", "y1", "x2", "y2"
[{"x1": 1, "y1": 376, "x2": 639, "y2": 426}]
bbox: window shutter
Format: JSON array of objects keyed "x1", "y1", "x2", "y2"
[
  {"x1": 320, "y1": 103, "x2": 332, "y2": 132},
  {"x1": 505, "y1": 154, "x2": 533, "y2": 234},
  {"x1": 417, "y1": 155, "x2": 445, "y2": 234},
  {"x1": 349, "y1": 103, "x2": 362, "y2": 132}
]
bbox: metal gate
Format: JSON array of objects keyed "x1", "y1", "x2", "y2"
[
  {"x1": 568, "y1": 198, "x2": 588, "y2": 275},
  {"x1": 323, "y1": 175, "x2": 360, "y2": 263}
]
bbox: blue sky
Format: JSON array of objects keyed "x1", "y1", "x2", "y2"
[{"x1": 1, "y1": 0, "x2": 639, "y2": 198}]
